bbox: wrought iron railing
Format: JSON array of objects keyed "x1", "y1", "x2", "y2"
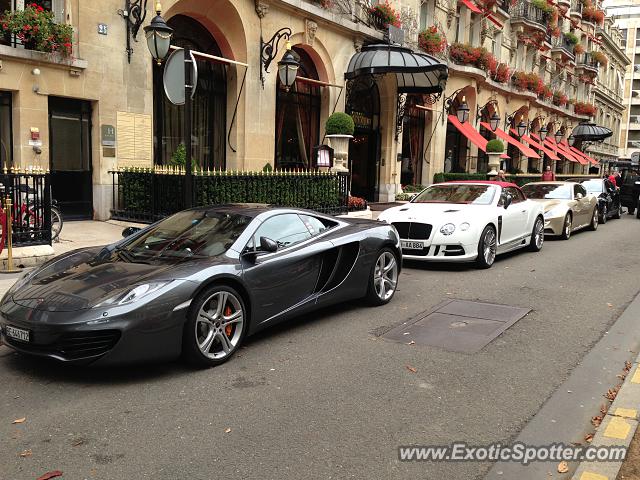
[
  {"x1": 0, "y1": 171, "x2": 52, "y2": 247},
  {"x1": 570, "y1": 0, "x2": 583, "y2": 14},
  {"x1": 511, "y1": 1, "x2": 550, "y2": 28},
  {"x1": 110, "y1": 169, "x2": 351, "y2": 223},
  {"x1": 576, "y1": 53, "x2": 599, "y2": 68},
  {"x1": 552, "y1": 37, "x2": 576, "y2": 58}
]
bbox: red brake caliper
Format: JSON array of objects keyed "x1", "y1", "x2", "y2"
[{"x1": 224, "y1": 306, "x2": 233, "y2": 337}]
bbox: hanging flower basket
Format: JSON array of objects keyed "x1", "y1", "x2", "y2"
[
  {"x1": 0, "y1": 3, "x2": 73, "y2": 58},
  {"x1": 418, "y1": 26, "x2": 446, "y2": 55},
  {"x1": 590, "y1": 50, "x2": 608, "y2": 65},
  {"x1": 449, "y1": 43, "x2": 496, "y2": 75},
  {"x1": 563, "y1": 32, "x2": 579, "y2": 45},
  {"x1": 574, "y1": 44, "x2": 585, "y2": 55},
  {"x1": 368, "y1": 1, "x2": 401, "y2": 29},
  {"x1": 552, "y1": 91, "x2": 568, "y2": 107},
  {"x1": 574, "y1": 101, "x2": 597, "y2": 117},
  {"x1": 492, "y1": 63, "x2": 511, "y2": 83},
  {"x1": 582, "y1": 7, "x2": 605, "y2": 25}
]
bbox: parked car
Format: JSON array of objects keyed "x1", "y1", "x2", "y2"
[
  {"x1": 0, "y1": 205, "x2": 401, "y2": 367},
  {"x1": 521, "y1": 182, "x2": 599, "y2": 239},
  {"x1": 620, "y1": 173, "x2": 640, "y2": 216},
  {"x1": 378, "y1": 181, "x2": 545, "y2": 269},
  {"x1": 567, "y1": 177, "x2": 621, "y2": 223}
]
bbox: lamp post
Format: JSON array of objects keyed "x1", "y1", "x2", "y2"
[
  {"x1": 554, "y1": 129, "x2": 564, "y2": 144},
  {"x1": 516, "y1": 120, "x2": 527, "y2": 138},
  {"x1": 489, "y1": 111, "x2": 501, "y2": 132},
  {"x1": 143, "y1": 2, "x2": 173, "y2": 65},
  {"x1": 277, "y1": 42, "x2": 299, "y2": 92},
  {"x1": 442, "y1": 88, "x2": 469, "y2": 124},
  {"x1": 456, "y1": 97, "x2": 470, "y2": 124},
  {"x1": 538, "y1": 125, "x2": 548, "y2": 142},
  {"x1": 476, "y1": 99, "x2": 500, "y2": 131}
]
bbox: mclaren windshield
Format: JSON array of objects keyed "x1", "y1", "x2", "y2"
[
  {"x1": 411, "y1": 184, "x2": 497, "y2": 205},
  {"x1": 120, "y1": 210, "x2": 252, "y2": 260}
]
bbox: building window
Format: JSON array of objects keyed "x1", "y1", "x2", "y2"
[
  {"x1": 274, "y1": 46, "x2": 321, "y2": 170},
  {"x1": 419, "y1": 1, "x2": 435, "y2": 30},
  {"x1": 0, "y1": 92, "x2": 12, "y2": 170},
  {"x1": 152, "y1": 15, "x2": 227, "y2": 170},
  {"x1": 400, "y1": 95, "x2": 426, "y2": 186}
]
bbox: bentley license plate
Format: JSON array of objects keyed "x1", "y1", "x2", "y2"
[
  {"x1": 401, "y1": 240, "x2": 425, "y2": 250},
  {"x1": 5, "y1": 325, "x2": 30, "y2": 343}
]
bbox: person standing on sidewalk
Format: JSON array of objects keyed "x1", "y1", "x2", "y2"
[
  {"x1": 496, "y1": 170, "x2": 508, "y2": 182},
  {"x1": 541, "y1": 166, "x2": 555, "y2": 181}
]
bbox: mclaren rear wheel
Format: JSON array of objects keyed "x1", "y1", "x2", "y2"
[{"x1": 183, "y1": 285, "x2": 247, "y2": 367}]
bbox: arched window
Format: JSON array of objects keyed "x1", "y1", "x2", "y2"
[
  {"x1": 274, "y1": 46, "x2": 321, "y2": 170},
  {"x1": 153, "y1": 15, "x2": 226, "y2": 170}
]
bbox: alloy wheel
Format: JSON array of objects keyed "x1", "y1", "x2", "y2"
[
  {"x1": 195, "y1": 291, "x2": 244, "y2": 360},
  {"x1": 373, "y1": 251, "x2": 398, "y2": 302},
  {"x1": 535, "y1": 218, "x2": 544, "y2": 249},
  {"x1": 564, "y1": 216, "x2": 572, "y2": 239},
  {"x1": 483, "y1": 228, "x2": 496, "y2": 265}
]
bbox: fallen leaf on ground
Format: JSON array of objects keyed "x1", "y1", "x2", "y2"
[
  {"x1": 625, "y1": 361, "x2": 632, "y2": 372},
  {"x1": 71, "y1": 439, "x2": 84, "y2": 447},
  {"x1": 585, "y1": 433, "x2": 594, "y2": 443},
  {"x1": 607, "y1": 303, "x2": 613, "y2": 307},
  {"x1": 36, "y1": 471, "x2": 63, "y2": 480},
  {"x1": 407, "y1": 341, "x2": 416, "y2": 346},
  {"x1": 224, "y1": 428, "x2": 231, "y2": 433},
  {"x1": 617, "y1": 373, "x2": 627, "y2": 380},
  {"x1": 19, "y1": 449, "x2": 32, "y2": 457},
  {"x1": 12, "y1": 417, "x2": 25, "y2": 424},
  {"x1": 600, "y1": 404, "x2": 609, "y2": 415},
  {"x1": 557, "y1": 461, "x2": 569, "y2": 473},
  {"x1": 591, "y1": 416, "x2": 602, "y2": 427},
  {"x1": 405, "y1": 365, "x2": 417, "y2": 373}
]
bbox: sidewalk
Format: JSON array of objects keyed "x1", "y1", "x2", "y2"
[{"x1": 0, "y1": 220, "x2": 144, "y2": 296}]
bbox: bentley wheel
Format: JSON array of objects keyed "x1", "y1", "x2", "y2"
[
  {"x1": 588, "y1": 208, "x2": 599, "y2": 231},
  {"x1": 366, "y1": 248, "x2": 399, "y2": 306},
  {"x1": 528, "y1": 216, "x2": 544, "y2": 252},
  {"x1": 614, "y1": 205, "x2": 621, "y2": 219},
  {"x1": 600, "y1": 205, "x2": 607, "y2": 224},
  {"x1": 476, "y1": 225, "x2": 496, "y2": 269},
  {"x1": 560, "y1": 214, "x2": 572, "y2": 240},
  {"x1": 183, "y1": 285, "x2": 247, "y2": 367}
]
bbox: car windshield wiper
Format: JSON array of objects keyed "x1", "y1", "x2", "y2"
[{"x1": 114, "y1": 246, "x2": 150, "y2": 264}]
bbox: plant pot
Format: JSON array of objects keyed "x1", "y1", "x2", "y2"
[
  {"x1": 487, "y1": 153, "x2": 502, "y2": 176},
  {"x1": 326, "y1": 134, "x2": 353, "y2": 172}
]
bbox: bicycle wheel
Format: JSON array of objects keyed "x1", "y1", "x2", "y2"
[{"x1": 51, "y1": 206, "x2": 63, "y2": 241}]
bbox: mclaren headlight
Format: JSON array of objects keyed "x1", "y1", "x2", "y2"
[
  {"x1": 439, "y1": 223, "x2": 456, "y2": 236},
  {"x1": 94, "y1": 281, "x2": 171, "y2": 308},
  {"x1": 2, "y1": 268, "x2": 39, "y2": 303}
]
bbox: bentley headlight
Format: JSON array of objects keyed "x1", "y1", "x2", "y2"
[
  {"x1": 95, "y1": 281, "x2": 171, "y2": 308},
  {"x1": 459, "y1": 222, "x2": 470, "y2": 231},
  {"x1": 440, "y1": 223, "x2": 456, "y2": 235}
]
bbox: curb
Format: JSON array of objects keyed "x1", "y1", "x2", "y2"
[{"x1": 571, "y1": 352, "x2": 640, "y2": 480}]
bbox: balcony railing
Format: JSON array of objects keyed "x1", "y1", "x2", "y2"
[
  {"x1": 570, "y1": 0, "x2": 583, "y2": 15},
  {"x1": 576, "y1": 53, "x2": 599, "y2": 70},
  {"x1": 497, "y1": 0, "x2": 511, "y2": 12},
  {"x1": 551, "y1": 37, "x2": 576, "y2": 59},
  {"x1": 511, "y1": 1, "x2": 550, "y2": 31}
]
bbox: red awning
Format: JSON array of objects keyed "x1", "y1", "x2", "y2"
[
  {"x1": 459, "y1": 0, "x2": 482, "y2": 13},
  {"x1": 517, "y1": 132, "x2": 560, "y2": 161},
  {"x1": 500, "y1": 154, "x2": 510, "y2": 159},
  {"x1": 448, "y1": 115, "x2": 487, "y2": 152},
  {"x1": 568, "y1": 144, "x2": 598, "y2": 165},
  {"x1": 545, "y1": 139, "x2": 586, "y2": 164},
  {"x1": 485, "y1": 13, "x2": 503, "y2": 28},
  {"x1": 481, "y1": 123, "x2": 541, "y2": 158}
]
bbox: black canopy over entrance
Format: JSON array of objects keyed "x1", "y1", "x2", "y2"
[
  {"x1": 345, "y1": 44, "x2": 448, "y2": 94},
  {"x1": 570, "y1": 121, "x2": 613, "y2": 142}
]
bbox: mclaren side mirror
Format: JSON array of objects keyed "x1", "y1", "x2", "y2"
[
  {"x1": 122, "y1": 226, "x2": 141, "y2": 238},
  {"x1": 503, "y1": 194, "x2": 513, "y2": 210},
  {"x1": 259, "y1": 236, "x2": 278, "y2": 253}
]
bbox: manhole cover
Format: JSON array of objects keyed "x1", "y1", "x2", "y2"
[{"x1": 382, "y1": 299, "x2": 530, "y2": 354}]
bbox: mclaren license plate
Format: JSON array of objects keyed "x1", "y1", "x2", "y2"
[
  {"x1": 5, "y1": 325, "x2": 30, "y2": 343},
  {"x1": 401, "y1": 240, "x2": 425, "y2": 250}
]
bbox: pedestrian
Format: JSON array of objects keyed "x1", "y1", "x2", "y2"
[
  {"x1": 541, "y1": 165, "x2": 555, "y2": 181},
  {"x1": 496, "y1": 170, "x2": 507, "y2": 182},
  {"x1": 611, "y1": 171, "x2": 622, "y2": 188}
]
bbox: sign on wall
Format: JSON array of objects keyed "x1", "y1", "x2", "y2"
[{"x1": 116, "y1": 112, "x2": 152, "y2": 168}]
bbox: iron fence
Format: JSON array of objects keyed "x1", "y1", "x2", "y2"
[
  {"x1": 0, "y1": 171, "x2": 52, "y2": 247},
  {"x1": 110, "y1": 168, "x2": 351, "y2": 223},
  {"x1": 511, "y1": 1, "x2": 550, "y2": 27}
]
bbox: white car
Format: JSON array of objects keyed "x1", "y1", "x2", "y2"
[{"x1": 378, "y1": 181, "x2": 545, "y2": 268}]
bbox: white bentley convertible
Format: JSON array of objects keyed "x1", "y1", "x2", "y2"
[{"x1": 378, "y1": 181, "x2": 545, "y2": 268}]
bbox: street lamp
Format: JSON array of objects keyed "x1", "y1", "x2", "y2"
[
  {"x1": 457, "y1": 96, "x2": 470, "y2": 124},
  {"x1": 568, "y1": 134, "x2": 575, "y2": 146},
  {"x1": 554, "y1": 129, "x2": 564, "y2": 144},
  {"x1": 277, "y1": 42, "x2": 300, "y2": 92},
  {"x1": 489, "y1": 111, "x2": 501, "y2": 132},
  {"x1": 143, "y1": 2, "x2": 173, "y2": 65},
  {"x1": 516, "y1": 119, "x2": 527, "y2": 138},
  {"x1": 538, "y1": 125, "x2": 548, "y2": 142}
]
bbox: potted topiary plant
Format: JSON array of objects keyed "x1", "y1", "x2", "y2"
[
  {"x1": 325, "y1": 112, "x2": 354, "y2": 172},
  {"x1": 486, "y1": 139, "x2": 504, "y2": 176}
]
